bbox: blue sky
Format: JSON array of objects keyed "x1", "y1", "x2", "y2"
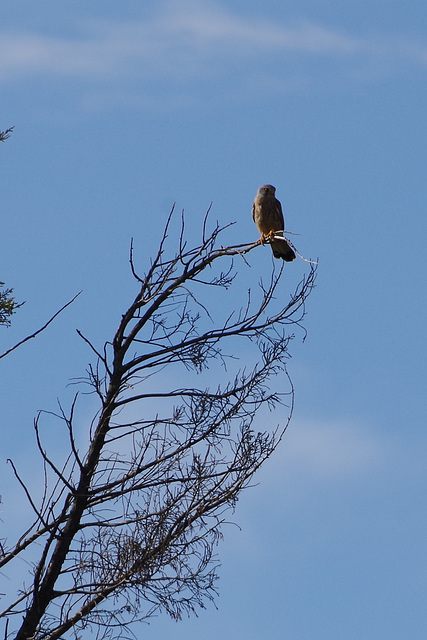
[{"x1": 1, "y1": 1, "x2": 427, "y2": 638}]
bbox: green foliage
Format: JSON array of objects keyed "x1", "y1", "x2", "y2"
[{"x1": 0, "y1": 283, "x2": 23, "y2": 327}]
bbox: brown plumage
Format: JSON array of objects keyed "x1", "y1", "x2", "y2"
[{"x1": 252, "y1": 184, "x2": 296, "y2": 262}]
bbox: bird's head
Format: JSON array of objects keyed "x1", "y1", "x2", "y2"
[{"x1": 257, "y1": 184, "x2": 276, "y2": 197}]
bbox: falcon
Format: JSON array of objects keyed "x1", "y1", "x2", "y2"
[{"x1": 252, "y1": 184, "x2": 296, "y2": 262}]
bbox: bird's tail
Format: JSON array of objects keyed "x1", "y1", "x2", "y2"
[{"x1": 270, "y1": 233, "x2": 296, "y2": 261}]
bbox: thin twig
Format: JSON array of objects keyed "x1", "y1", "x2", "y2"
[{"x1": 0, "y1": 292, "x2": 82, "y2": 360}]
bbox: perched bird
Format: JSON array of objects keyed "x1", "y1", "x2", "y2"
[{"x1": 252, "y1": 184, "x2": 296, "y2": 261}]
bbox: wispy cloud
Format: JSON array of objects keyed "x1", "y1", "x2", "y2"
[
  {"x1": 279, "y1": 420, "x2": 385, "y2": 478},
  {"x1": 1, "y1": 1, "x2": 426, "y2": 95},
  {"x1": 248, "y1": 418, "x2": 388, "y2": 489}
]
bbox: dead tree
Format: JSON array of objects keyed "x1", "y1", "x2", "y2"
[{"x1": 0, "y1": 210, "x2": 316, "y2": 640}]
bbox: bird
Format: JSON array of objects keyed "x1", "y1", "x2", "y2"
[{"x1": 252, "y1": 184, "x2": 296, "y2": 262}]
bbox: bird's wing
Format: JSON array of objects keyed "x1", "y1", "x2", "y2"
[{"x1": 273, "y1": 199, "x2": 285, "y2": 230}]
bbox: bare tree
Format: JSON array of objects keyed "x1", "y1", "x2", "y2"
[{"x1": 0, "y1": 210, "x2": 316, "y2": 640}]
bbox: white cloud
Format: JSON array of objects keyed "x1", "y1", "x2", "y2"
[
  {"x1": 267, "y1": 419, "x2": 386, "y2": 481},
  {"x1": 1, "y1": 0, "x2": 427, "y2": 84}
]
